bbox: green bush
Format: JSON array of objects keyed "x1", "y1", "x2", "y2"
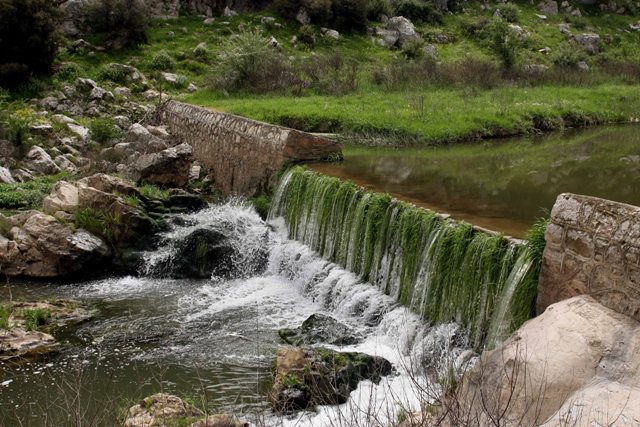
[
  {"x1": 252, "y1": 194, "x2": 272, "y2": 220},
  {"x1": 84, "y1": 0, "x2": 149, "y2": 48},
  {"x1": 366, "y1": 0, "x2": 392, "y2": 21},
  {"x1": 89, "y1": 118, "x2": 122, "y2": 144},
  {"x1": 99, "y1": 63, "x2": 130, "y2": 83},
  {"x1": 0, "y1": 107, "x2": 34, "y2": 147},
  {"x1": 395, "y1": 0, "x2": 443, "y2": 24},
  {"x1": 495, "y1": 3, "x2": 520, "y2": 23},
  {"x1": 298, "y1": 24, "x2": 317, "y2": 47},
  {"x1": 488, "y1": 18, "x2": 519, "y2": 69},
  {"x1": 401, "y1": 39, "x2": 425, "y2": 59},
  {"x1": 552, "y1": 41, "x2": 587, "y2": 68},
  {"x1": 55, "y1": 62, "x2": 85, "y2": 82},
  {"x1": 21, "y1": 308, "x2": 51, "y2": 331},
  {"x1": 0, "y1": 0, "x2": 60, "y2": 88},
  {"x1": 150, "y1": 50, "x2": 175, "y2": 71}
]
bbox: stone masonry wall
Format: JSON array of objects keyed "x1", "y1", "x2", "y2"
[
  {"x1": 537, "y1": 193, "x2": 640, "y2": 320},
  {"x1": 161, "y1": 101, "x2": 341, "y2": 196}
]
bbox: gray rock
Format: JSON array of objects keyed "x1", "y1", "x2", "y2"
[
  {"x1": 278, "y1": 314, "x2": 361, "y2": 346},
  {"x1": 0, "y1": 166, "x2": 15, "y2": 184},
  {"x1": 187, "y1": 83, "x2": 198, "y2": 93},
  {"x1": 323, "y1": 29, "x2": 340, "y2": 40},
  {"x1": 423, "y1": 43, "x2": 438, "y2": 59},
  {"x1": 24, "y1": 146, "x2": 60, "y2": 175},
  {"x1": 577, "y1": 60, "x2": 589, "y2": 71},
  {"x1": 296, "y1": 7, "x2": 310, "y2": 24},
  {"x1": 67, "y1": 123, "x2": 90, "y2": 140},
  {"x1": 54, "y1": 155, "x2": 78, "y2": 174},
  {"x1": 52, "y1": 114, "x2": 77, "y2": 125},
  {"x1": 42, "y1": 181, "x2": 79, "y2": 215},
  {"x1": 113, "y1": 115, "x2": 132, "y2": 130},
  {"x1": 203, "y1": 17, "x2": 215, "y2": 25},
  {"x1": 75, "y1": 77, "x2": 98, "y2": 92},
  {"x1": 40, "y1": 96, "x2": 59, "y2": 110},
  {"x1": 538, "y1": 0, "x2": 559, "y2": 15},
  {"x1": 127, "y1": 123, "x2": 153, "y2": 143},
  {"x1": 129, "y1": 143, "x2": 193, "y2": 187},
  {"x1": 114, "y1": 87, "x2": 132, "y2": 98},
  {"x1": 12, "y1": 169, "x2": 34, "y2": 183},
  {"x1": 575, "y1": 33, "x2": 601, "y2": 54},
  {"x1": 223, "y1": 6, "x2": 237, "y2": 17},
  {"x1": 193, "y1": 42, "x2": 208, "y2": 56},
  {"x1": 261, "y1": 16, "x2": 276, "y2": 25},
  {"x1": 268, "y1": 36, "x2": 281, "y2": 49},
  {"x1": 102, "y1": 63, "x2": 147, "y2": 85}
]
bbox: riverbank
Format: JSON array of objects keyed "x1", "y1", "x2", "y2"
[{"x1": 188, "y1": 84, "x2": 640, "y2": 146}]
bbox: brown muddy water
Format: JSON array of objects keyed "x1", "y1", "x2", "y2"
[{"x1": 310, "y1": 125, "x2": 640, "y2": 237}]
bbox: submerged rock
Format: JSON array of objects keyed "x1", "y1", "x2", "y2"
[
  {"x1": 278, "y1": 313, "x2": 361, "y2": 346},
  {"x1": 270, "y1": 347, "x2": 393, "y2": 413},
  {"x1": 0, "y1": 300, "x2": 93, "y2": 360}
]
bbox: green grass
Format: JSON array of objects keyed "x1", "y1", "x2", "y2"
[
  {"x1": 0, "y1": 304, "x2": 12, "y2": 330},
  {"x1": 187, "y1": 84, "x2": 640, "y2": 144},
  {"x1": 138, "y1": 183, "x2": 169, "y2": 200},
  {"x1": 21, "y1": 308, "x2": 51, "y2": 331},
  {"x1": 0, "y1": 172, "x2": 73, "y2": 210}
]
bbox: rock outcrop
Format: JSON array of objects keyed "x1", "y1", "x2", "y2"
[
  {"x1": 456, "y1": 296, "x2": 640, "y2": 426},
  {"x1": 127, "y1": 143, "x2": 193, "y2": 187},
  {"x1": 270, "y1": 347, "x2": 393, "y2": 413}
]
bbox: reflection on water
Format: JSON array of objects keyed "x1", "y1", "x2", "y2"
[{"x1": 310, "y1": 125, "x2": 640, "y2": 237}]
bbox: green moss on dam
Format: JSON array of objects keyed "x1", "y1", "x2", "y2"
[{"x1": 270, "y1": 167, "x2": 542, "y2": 349}]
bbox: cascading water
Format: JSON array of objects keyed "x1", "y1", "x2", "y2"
[
  {"x1": 270, "y1": 167, "x2": 539, "y2": 350},
  {"x1": 1, "y1": 200, "x2": 471, "y2": 427}
]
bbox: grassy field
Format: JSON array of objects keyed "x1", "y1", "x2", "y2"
[
  {"x1": 187, "y1": 85, "x2": 640, "y2": 144},
  {"x1": 5, "y1": 1, "x2": 640, "y2": 145}
]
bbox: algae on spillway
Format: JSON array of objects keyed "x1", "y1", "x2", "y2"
[{"x1": 271, "y1": 167, "x2": 540, "y2": 350}]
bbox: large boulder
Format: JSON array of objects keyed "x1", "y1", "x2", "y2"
[
  {"x1": 128, "y1": 143, "x2": 193, "y2": 187},
  {"x1": 575, "y1": 33, "x2": 601, "y2": 54},
  {"x1": 0, "y1": 166, "x2": 15, "y2": 184},
  {"x1": 278, "y1": 314, "x2": 361, "y2": 346},
  {"x1": 0, "y1": 212, "x2": 110, "y2": 277},
  {"x1": 270, "y1": 347, "x2": 393, "y2": 413},
  {"x1": 456, "y1": 296, "x2": 640, "y2": 426},
  {"x1": 376, "y1": 16, "x2": 421, "y2": 48}
]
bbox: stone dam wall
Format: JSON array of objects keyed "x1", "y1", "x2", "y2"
[
  {"x1": 538, "y1": 193, "x2": 640, "y2": 320},
  {"x1": 160, "y1": 101, "x2": 341, "y2": 196}
]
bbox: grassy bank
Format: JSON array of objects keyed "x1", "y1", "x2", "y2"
[{"x1": 187, "y1": 84, "x2": 640, "y2": 145}]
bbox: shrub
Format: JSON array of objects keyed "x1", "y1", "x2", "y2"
[
  {"x1": 252, "y1": 194, "x2": 272, "y2": 220},
  {"x1": 298, "y1": 24, "x2": 318, "y2": 47},
  {"x1": 84, "y1": 0, "x2": 149, "y2": 48},
  {"x1": 21, "y1": 308, "x2": 51, "y2": 331},
  {"x1": 89, "y1": 118, "x2": 122, "y2": 144},
  {"x1": 150, "y1": 51, "x2": 175, "y2": 71},
  {"x1": 0, "y1": 107, "x2": 34, "y2": 147},
  {"x1": 488, "y1": 18, "x2": 519, "y2": 69},
  {"x1": 55, "y1": 62, "x2": 85, "y2": 82},
  {"x1": 495, "y1": 3, "x2": 520, "y2": 23},
  {"x1": 401, "y1": 39, "x2": 425, "y2": 59},
  {"x1": 0, "y1": 173, "x2": 71, "y2": 209},
  {"x1": 394, "y1": 0, "x2": 443, "y2": 24},
  {"x1": 99, "y1": 64, "x2": 130, "y2": 83},
  {"x1": 332, "y1": 0, "x2": 369, "y2": 32},
  {"x1": 0, "y1": 0, "x2": 59, "y2": 88},
  {"x1": 551, "y1": 41, "x2": 587, "y2": 68},
  {"x1": 366, "y1": 0, "x2": 392, "y2": 21},
  {"x1": 301, "y1": 53, "x2": 359, "y2": 95}
]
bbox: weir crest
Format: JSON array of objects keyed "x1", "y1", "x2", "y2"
[{"x1": 269, "y1": 167, "x2": 540, "y2": 349}]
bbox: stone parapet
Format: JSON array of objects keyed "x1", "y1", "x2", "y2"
[
  {"x1": 537, "y1": 193, "x2": 640, "y2": 320},
  {"x1": 160, "y1": 101, "x2": 341, "y2": 195}
]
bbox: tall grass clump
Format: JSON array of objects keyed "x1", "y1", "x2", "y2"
[{"x1": 21, "y1": 307, "x2": 51, "y2": 331}]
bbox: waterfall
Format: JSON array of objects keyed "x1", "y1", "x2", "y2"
[{"x1": 270, "y1": 167, "x2": 539, "y2": 350}]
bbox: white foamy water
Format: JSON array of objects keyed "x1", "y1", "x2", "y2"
[{"x1": 2, "y1": 201, "x2": 472, "y2": 427}]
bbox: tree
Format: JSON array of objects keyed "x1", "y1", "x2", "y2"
[{"x1": 0, "y1": 0, "x2": 59, "y2": 88}]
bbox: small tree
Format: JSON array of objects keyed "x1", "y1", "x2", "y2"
[{"x1": 0, "y1": 0, "x2": 59, "y2": 88}]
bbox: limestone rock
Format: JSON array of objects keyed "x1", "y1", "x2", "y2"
[
  {"x1": 161, "y1": 72, "x2": 179, "y2": 84},
  {"x1": 124, "y1": 394, "x2": 203, "y2": 427},
  {"x1": 54, "y1": 155, "x2": 78, "y2": 174},
  {"x1": 24, "y1": 146, "x2": 60, "y2": 175},
  {"x1": 223, "y1": 6, "x2": 237, "y2": 17},
  {"x1": 75, "y1": 77, "x2": 98, "y2": 93},
  {"x1": 127, "y1": 123, "x2": 153, "y2": 143},
  {"x1": 78, "y1": 173, "x2": 139, "y2": 197},
  {"x1": 145, "y1": 125, "x2": 170, "y2": 140},
  {"x1": 42, "y1": 181, "x2": 79, "y2": 215},
  {"x1": 387, "y1": 16, "x2": 420, "y2": 45},
  {"x1": 459, "y1": 296, "x2": 640, "y2": 426},
  {"x1": 67, "y1": 123, "x2": 90, "y2": 140},
  {"x1": 129, "y1": 143, "x2": 193, "y2": 187},
  {"x1": 0, "y1": 166, "x2": 15, "y2": 184},
  {"x1": 296, "y1": 7, "x2": 310, "y2": 24},
  {"x1": 0, "y1": 329, "x2": 56, "y2": 361},
  {"x1": 187, "y1": 83, "x2": 198, "y2": 93}
]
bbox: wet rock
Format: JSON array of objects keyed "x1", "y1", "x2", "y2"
[
  {"x1": 124, "y1": 394, "x2": 204, "y2": 427},
  {"x1": 156, "y1": 228, "x2": 235, "y2": 278},
  {"x1": 0, "y1": 329, "x2": 56, "y2": 361},
  {"x1": 278, "y1": 314, "x2": 361, "y2": 346},
  {"x1": 24, "y1": 146, "x2": 60, "y2": 175},
  {"x1": 270, "y1": 347, "x2": 393, "y2": 413},
  {"x1": 164, "y1": 190, "x2": 208, "y2": 213},
  {"x1": 128, "y1": 143, "x2": 193, "y2": 187}
]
